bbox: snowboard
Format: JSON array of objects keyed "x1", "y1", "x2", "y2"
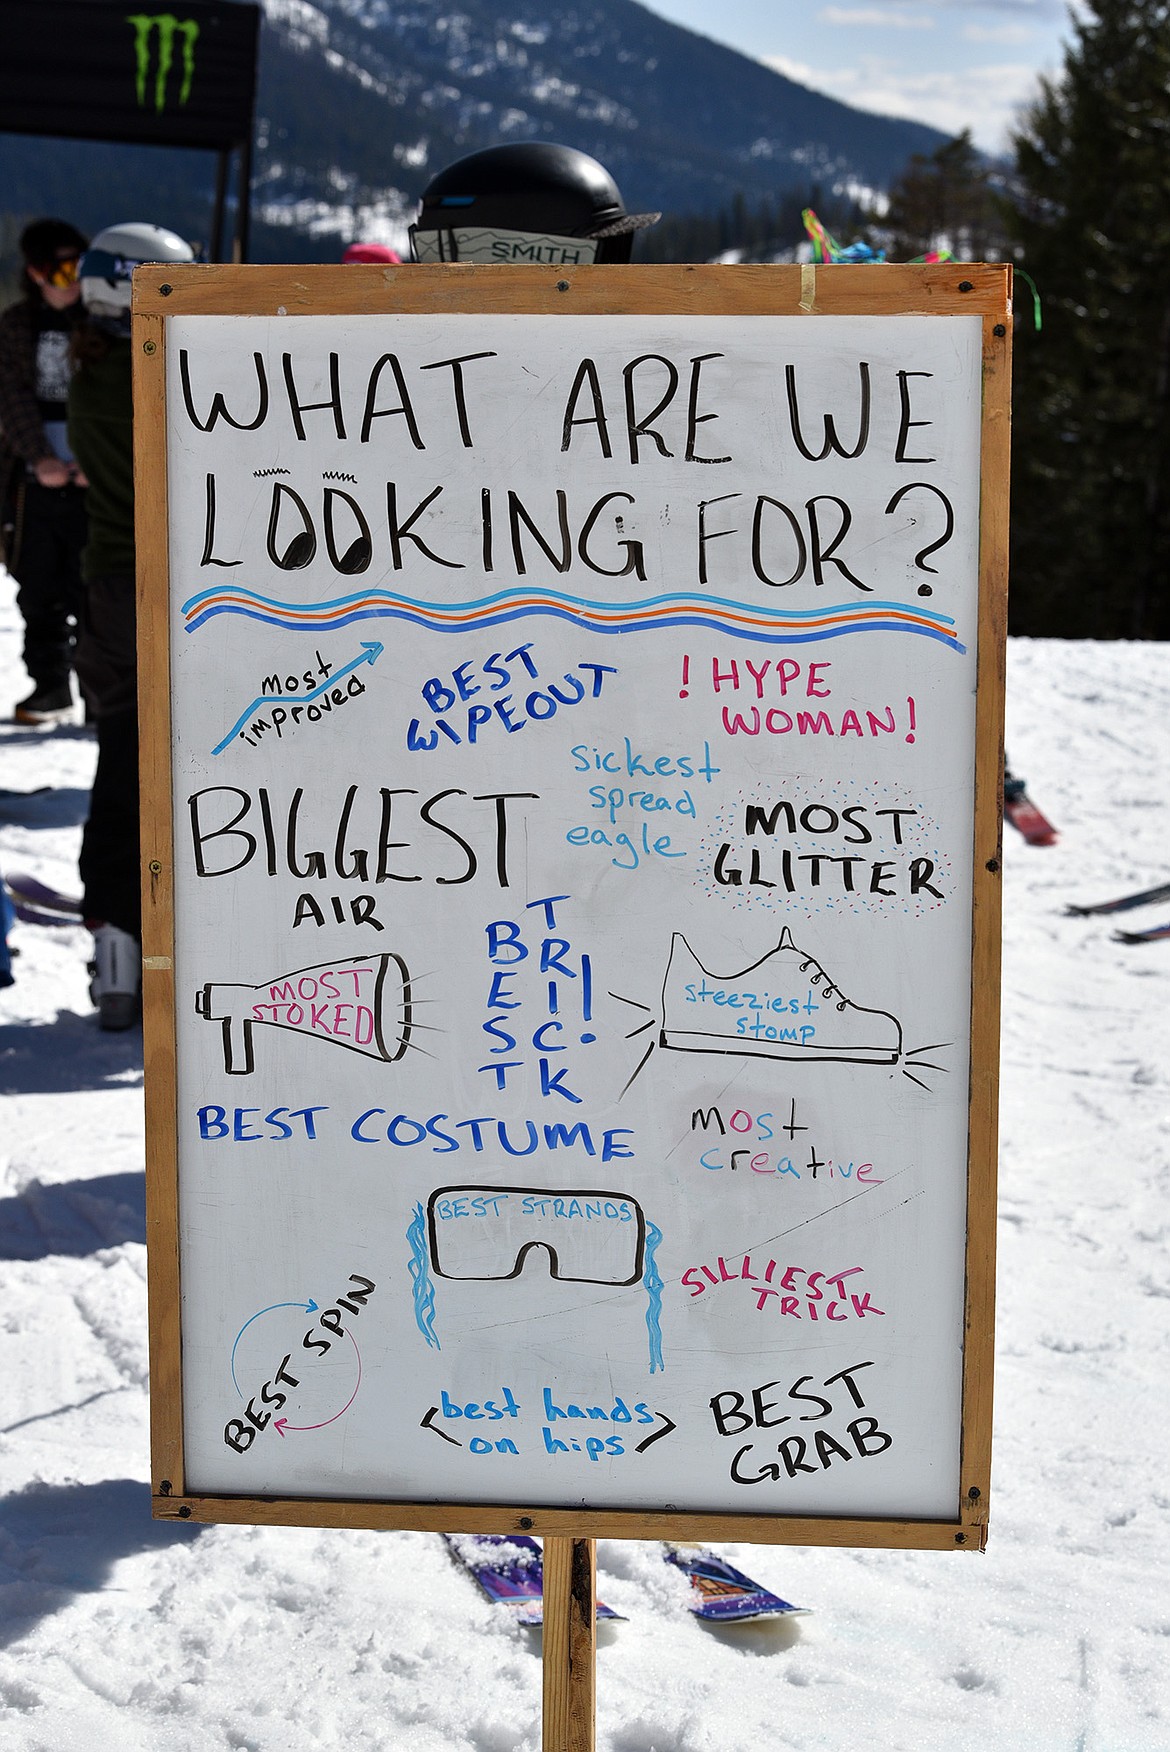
[
  {"x1": 1004, "y1": 791, "x2": 1058, "y2": 846},
  {"x1": 664, "y1": 1543, "x2": 810, "y2": 1623},
  {"x1": 441, "y1": 1534, "x2": 624, "y2": 1626},
  {"x1": 4, "y1": 871, "x2": 83, "y2": 927}
]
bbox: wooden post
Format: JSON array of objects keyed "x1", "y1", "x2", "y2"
[{"x1": 542, "y1": 1537, "x2": 596, "y2": 1752}]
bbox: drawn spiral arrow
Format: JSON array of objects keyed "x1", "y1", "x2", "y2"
[
  {"x1": 230, "y1": 1299, "x2": 318, "y2": 1397},
  {"x1": 275, "y1": 1332, "x2": 362, "y2": 1436}
]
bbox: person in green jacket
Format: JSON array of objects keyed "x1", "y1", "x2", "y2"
[{"x1": 68, "y1": 222, "x2": 194, "y2": 1029}]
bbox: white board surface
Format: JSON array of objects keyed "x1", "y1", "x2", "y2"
[{"x1": 164, "y1": 310, "x2": 984, "y2": 1519}]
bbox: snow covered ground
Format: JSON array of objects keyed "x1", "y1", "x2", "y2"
[{"x1": 2, "y1": 563, "x2": 1168, "y2": 1751}]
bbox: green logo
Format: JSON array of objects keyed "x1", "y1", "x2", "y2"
[{"x1": 127, "y1": 14, "x2": 200, "y2": 112}]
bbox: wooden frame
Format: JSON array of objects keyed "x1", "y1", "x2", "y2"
[{"x1": 135, "y1": 262, "x2": 1009, "y2": 1552}]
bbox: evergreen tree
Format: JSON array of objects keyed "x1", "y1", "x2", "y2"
[
  {"x1": 882, "y1": 131, "x2": 1007, "y2": 261},
  {"x1": 1010, "y1": 0, "x2": 1170, "y2": 637}
]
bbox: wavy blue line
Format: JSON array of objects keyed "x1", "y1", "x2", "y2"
[
  {"x1": 180, "y1": 580, "x2": 956, "y2": 628},
  {"x1": 407, "y1": 1204, "x2": 440, "y2": 1351},
  {"x1": 644, "y1": 1222, "x2": 665, "y2": 1375},
  {"x1": 184, "y1": 600, "x2": 965, "y2": 652}
]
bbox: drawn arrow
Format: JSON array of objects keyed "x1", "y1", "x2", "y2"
[
  {"x1": 275, "y1": 1331, "x2": 362, "y2": 1435},
  {"x1": 421, "y1": 1405, "x2": 462, "y2": 1447},
  {"x1": 634, "y1": 1411, "x2": 677, "y2": 1454},
  {"x1": 211, "y1": 639, "x2": 385, "y2": 756},
  {"x1": 230, "y1": 1298, "x2": 319, "y2": 1397}
]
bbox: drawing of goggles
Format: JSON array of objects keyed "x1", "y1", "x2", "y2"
[{"x1": 427, "y1": 1185, "x2": 646, "y2": 1286}]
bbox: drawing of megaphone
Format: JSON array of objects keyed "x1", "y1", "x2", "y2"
[{"x1": 195, "y1": 952, "x2": 412, "y2": 1075}]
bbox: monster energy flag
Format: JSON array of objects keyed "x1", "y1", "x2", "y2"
[{"x1": 0, "y1": 1, "x2": 259, "y2": 150}]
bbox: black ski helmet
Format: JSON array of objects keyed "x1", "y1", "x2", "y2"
[{"x1": 411, "y1": 142, "x2": 659, "y2": 265}]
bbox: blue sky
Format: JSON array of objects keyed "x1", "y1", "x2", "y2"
[{"x1": 640, "y1": 0, "x2": 1078, "y2": 152}]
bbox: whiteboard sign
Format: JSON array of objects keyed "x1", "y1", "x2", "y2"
[{"x1": 139, "y1": 266, "x2": 1006, "y2": 1547}]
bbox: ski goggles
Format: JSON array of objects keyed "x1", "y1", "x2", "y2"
[
  {"x1": 410, "y1": 224, "x2": 600, "y2": 266},
  {"x1": 40, "y1": 252, "x2": 81, "y2": 289},
  {"x1": 76, "y1": 247, "x2": 146, "y2": 287}
]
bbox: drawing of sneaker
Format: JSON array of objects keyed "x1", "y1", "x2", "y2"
[{"x1": 659, "y1": 927, "x2": 901, "y2": 1065}]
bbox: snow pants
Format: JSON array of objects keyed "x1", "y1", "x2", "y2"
[
  {"x1": 4, "y1": 477, "x2": 87, "y2": 692},
  {"x1": 76, "y1": 572, "x2": 140, "y2": 938}
]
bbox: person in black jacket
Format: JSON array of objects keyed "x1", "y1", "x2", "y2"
[
  {"x1": 0, "y1": 218, "x2": 89, "y2": 723},
  {"x1": 68, "y1": 221, "x2": 194, "y2": 1029}
]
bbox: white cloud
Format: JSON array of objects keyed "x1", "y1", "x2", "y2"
[
  {"x1": 939, "y1": 0, "x2": 1059, "y2": 11},
  {"x1": 963, "y1": 21, "x2": 1033, "y2": 41},
  {"x1": 764, "y1": 52, "x2": 1043, "y2": 151},
  {"x1": 767, "y1": 52, "x2": 820, "y2": 86},
  {"x1": 819, "y1": 7, "x2": 935, "y2": 25}
]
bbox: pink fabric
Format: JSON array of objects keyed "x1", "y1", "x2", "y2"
[{"x1": 342, "y1": 242, "x2": 402, "y2": 264}]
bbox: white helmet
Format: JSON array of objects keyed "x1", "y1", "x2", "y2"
[{"x1": 78, "y1": 222, "x2": 195, "y2": 332}]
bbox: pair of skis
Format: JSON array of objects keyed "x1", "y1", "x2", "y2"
[
  {"x1": 1066, "y1": 877, "x2": 1170, "y2": 944},
  {"x1": 443, "y1": 1534, "x2": 808, "y2": 1627}
]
